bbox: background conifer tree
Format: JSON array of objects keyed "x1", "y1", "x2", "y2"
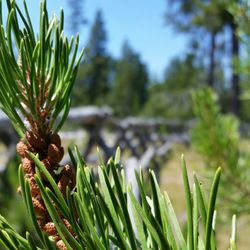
[
  {"x1": 109, "y1": 41, "x2": 149, "y2": 116},
  {"x1": 73, "y1": 10, "x2": 111, "y2": 106}
]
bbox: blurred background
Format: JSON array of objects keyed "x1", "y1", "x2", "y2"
[{"x1": 1, "y1": 0, "x2": 250, "y2": 249}]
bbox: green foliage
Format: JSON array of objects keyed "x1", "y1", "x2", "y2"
[
  {"x1": 0, "y1": 0, "x2": 84, "y2": 136},
  {"x1": 0, "y1": 157, "x2": 32, "y2": 233},
  {"x1": 143, "y1": 54, "x2": 205, "y2": 119},
  {"x1": 143, "y1": 89, "x2": 193, "y2": 120},
  {"x1": 72, "y1": 10, "x2": 111, "y2": 106},
  {"x1": 166, "y1": 0, "x2": 230, "y2": 30},
  {"x1": 228, "y1": 1, "x2": 250, "y2": 120},
  {"x1": 191, "y1": 88, "x2": 239, "y2": 169},
  {"x1": 191, "y1": 87, "x2": 250, "y2": 214},
  {"x1": 165, "y1": 0, "x2": 233, "y2": 45},
  {"x1": 0, "y1": 1, "x2": 241, "y2": 249},
  {"x1": 0, "y1": 148, "x2": 237, "y2": 249},
  {"x1": 109, "y1": 41, "x2": 149, "y2": 116},
  {"x1": 165, "y1": 0, "x2": 241, "y2": 115},
  {"x1": 163, "y1": 54, "x2": 205, "y2": 91},
  {"x1": 67, "y1": 0, "x2": 87, "y2": 34}
]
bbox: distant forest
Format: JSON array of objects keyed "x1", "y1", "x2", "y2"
[{"x1": 68, "y1": 0, "x2": 250, "y2": 121}]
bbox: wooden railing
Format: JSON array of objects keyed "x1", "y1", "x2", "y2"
[{"x1": 0, "y1": 106, "x2": 191, "y2": 173}]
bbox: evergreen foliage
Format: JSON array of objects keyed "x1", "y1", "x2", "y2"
[
  {"x1": 165, "y1": 0, "x2": 241, "y2": 115},
  {"x1": 109, "y1": 41, "x2": 149, "y2": 116},
  {"x1": 0, "y1": 156, "x2": 31, "y2": 234},
  {"x1": 0, "y1": 0, "x2": 83, "y2": 248},
  {"x1": 0, "y1": 1, "x2": 240, "y2": 249},
  {"x1": 73, "y1": 10, "x2": 111, "y2": 106},
  {"x1": 143, "y1": 54, "x2": 205, "y2": 119},
  {"x1": 191, "y1": 87, "x2": 250, "y2": 214},
  {"x1": 0, "y1": 0, "x2": 84, "y2": 136},
  {"x1": 0, "y1": 147, "x2": 237, "y2": 250},
  {"x1": 229, "y1": 1, "x2": 250, "y2": 120},
  {"x1": 67, "y1": 0, "x2": 87, "y2": 34}
]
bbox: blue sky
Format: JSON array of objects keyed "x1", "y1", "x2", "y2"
[{"x1": 4, "y1": 0, "x2": 188, "y2": 80}]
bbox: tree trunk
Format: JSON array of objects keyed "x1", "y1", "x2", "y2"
[
  {"x1": 207, "y1": 31, "x2": 216, "y2": 87},
  {"x1": 231, "y1": 21, "x2": 240, "y2": 116}
]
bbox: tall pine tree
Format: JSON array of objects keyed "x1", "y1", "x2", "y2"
[
  {"x1": 109, "y1": 41, "x2": 148, "y2": 116},
  {"x1": 73, "y1": 10, "x2": 111, "y2": 106},
  {"x1": 165, "y1": 0, "x2": 241, "y2": 115},
  {"x1": 67, "y1": 0, "x2": 87, "y2": 34}
]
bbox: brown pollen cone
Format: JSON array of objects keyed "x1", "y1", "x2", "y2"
[
  {"x1": 16, "y1": 140, "x2": 30, "y2": 158},
  {"x1": 56, "y1": 240, "x2": 67, "y2": 250},
  {"x1": 43, "y1": 222, "x2": 57, "y2": 235},
  {"x1": 28, "y1": 176, "x2": 40, "y2": 196},
  {"x1": 16, "y1": 131, "x2": 76, "y2": 248},
  {"x1": 22, "y1": 158, "x2": 35, "y2": 175},
  {"x1": 32, "y1": 197, "x2": 47, "y2": 216}
]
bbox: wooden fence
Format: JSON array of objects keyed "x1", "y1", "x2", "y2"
[{"x1": 0, "y1": 106, "x2": 191, "y2": 173}]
